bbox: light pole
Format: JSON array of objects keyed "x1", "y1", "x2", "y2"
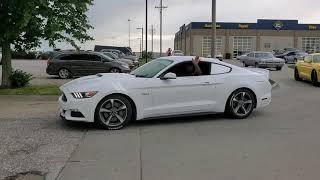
[
  {"x1": 150, "y1": 25, "x2": 156, "y2": 54},
  {"x1": 137, "y1": 27, "x2": 144, "y2": 56},
  {"x1": 137, "y1": 38, "x2": 142, "y2": 58},
  {"x1": 128, "y1": 19, "x2": 131, "y2": 48},
  {"x1": 211, "y1": 0, "x2": 217, "y2": 58},
  {"x1": 145, "y1": 0, "x2": 148, "y2": 62},
  {"x1": 156, "y1": 0, "x2": 167, "y2": 57}
]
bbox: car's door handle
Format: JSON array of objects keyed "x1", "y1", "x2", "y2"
[{"x1": 202, "y1": 82, "x2": 213, "y2": 85}]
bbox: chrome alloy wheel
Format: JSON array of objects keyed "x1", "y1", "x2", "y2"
[
  {"x1": 231, "y1": 92, "x2": 253, "y2": 117},
  {"x1": 99, "y1": 99, "x2": 128, "y2": 127},
  {"x1": 59, "y1": 69, "x2": 70, "y2": 79}
]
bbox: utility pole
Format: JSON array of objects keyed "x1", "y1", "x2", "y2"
[
  {"x1": 145, "y1": 0, "x2": 148, "y2": 62},
  {"x1": 137, "y1": 27, "x2": 144, "y2": 57},
  {"x1": 128, "y1": 19, "x2": 131, "y2": 48},
  {"x1": 137, "y1": 38, "x2": 142, "y2": 58},
  {"x1": 211, "y1": 0, "x2": 217, "y2": 58},
  {"x1": 156, "y1": 0, "x2": 167, "y2": 57},
  {"x1": 150, "y1": 25, "x2": 156, "y2": 54}
]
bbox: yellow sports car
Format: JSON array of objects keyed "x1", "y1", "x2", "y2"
[{"x1": 294, "y1": 53, "x2": 320, "y2": 86}]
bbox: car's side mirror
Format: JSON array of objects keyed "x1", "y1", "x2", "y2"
[{"x1": 161, "y1": 73, "x2": 177, "y2": 80}]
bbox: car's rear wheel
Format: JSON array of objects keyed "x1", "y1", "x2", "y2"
[
  {"x1": 95, "y1": 95, "x2": 133, "y2": 130},
  {"x1": 294, "y1": 68, "x2": 301, "y2": 81},
  {"x1": 110, "y1": 68, "x2": 121, "y2": 73},
  {"x1": 58, "y1": 68, "x2": 71, "y2": 79},
  {"x1": 226, "y1": 89, "x2": 255, "y2": 119},
  {"x1": 311, "y1": 70, "x2": 320, "y2": 87}
]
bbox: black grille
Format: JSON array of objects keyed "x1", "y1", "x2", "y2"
[
  {"x1": 62, "y1": 93, "x2": 67, "y2": 102},
  {"x1": 71, "y1": 111, "x2": 84, "y2": 118}
]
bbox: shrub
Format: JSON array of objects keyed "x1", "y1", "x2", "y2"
[{"x1": 9, "y1": 69, "x2": 33, "y2": 88}]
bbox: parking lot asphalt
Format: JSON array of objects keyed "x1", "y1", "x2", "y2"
[
  {"x1": 0, "y1": 60, "x2": 69, "y2": 86},
  {"x1": 0, "y1": 60, "x2": 320, "y2": 180}
]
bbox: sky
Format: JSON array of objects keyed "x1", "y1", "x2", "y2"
[{"x1": 42, "y1": 0, "x2": 320, "y2": 52}]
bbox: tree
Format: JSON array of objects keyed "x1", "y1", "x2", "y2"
[{"x1": 0, "y1": 0, "x2": 94, "y2": 88}]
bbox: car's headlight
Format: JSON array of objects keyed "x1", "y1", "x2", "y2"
[
  {"x1": 72, "y1": 91, "x2": 98, "y2": 99},
  {"x1": 121, "y1": 64, "x2": 129, "y2": 68}
]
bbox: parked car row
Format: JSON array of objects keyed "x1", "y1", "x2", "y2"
[{"x1": 46, "y1": 51, "x2": 131, "y2": 79}]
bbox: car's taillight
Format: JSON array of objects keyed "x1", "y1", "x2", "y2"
[{"x1": 47, "y1": 59, "x2": 52, "y2": 66}]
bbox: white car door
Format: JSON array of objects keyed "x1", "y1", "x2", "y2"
[{"x1": 144, "y1": 75, "x2": 216, "y2": 118}]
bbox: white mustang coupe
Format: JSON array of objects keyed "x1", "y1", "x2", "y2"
[{"x1": 59, "y1": 56, "x2": 272, "y2": 130}]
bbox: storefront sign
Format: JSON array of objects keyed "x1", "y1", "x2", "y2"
[
  {"x1": 239, "y1": 24, "x2": 249, "y2": 29},
  {"x1": 273, "y1": 21, "x2": 284, "y2": 30},
  {"x1": 204, "y1": 24, "x2": 221, "y2": 28},
  {"x1": 309, "y1": 25, "x2": 317, "y2": 30}
]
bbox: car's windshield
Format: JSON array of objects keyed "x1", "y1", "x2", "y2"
[
  {"x1": 313, "y1": 55, "x2": 320, "y2": 63},
  {"x1": 99, "y1": 53, "x2": 114, "y2": 61},
  {"x1": 255, "y1": 53, "x2": 274, "y2": 58},
  {"x1": 130, "y1": 58, "x2": 173, "y2": 78},
  {"x1": 103, "y1": 52, "x2": 116, "y2": 60}
]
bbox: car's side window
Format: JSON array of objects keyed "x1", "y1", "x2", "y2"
[
  {"x1": 211, "y1": 63, "x2": 231, "y2": 75},
  {"x1": 163, "y1": 61, "x2": 211, "y2": 77},
  {"x1": 70, "y1": 54, "x2": 90, "y2": 61},
  {"x1": 91, "y1": 55, "x2": 102, "y2": 62},
  {"x1": 304, "y1": 55, "x2": 312, "y2": 62},
  {"x1": 248, "y1": 53, "x2": 254, "y2": 58}
]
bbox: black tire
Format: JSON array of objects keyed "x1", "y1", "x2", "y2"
[
  {"x1": 276, "y1": 67, "x2": 282, "y2": 71},
  {"x1": 58, "y1": 68, "x2": 71, "y2": 79},
  {"x1": 311, "y1": 70, "x2": 320, "y2": 87},
  {"x1": 243, "y1": 62, "x2": 248, "y2": 67},
  {"x1": 294, "y1": 68, "x2": 301, "y2": 81},
  {"x1": 225, "y1": 89, "x2": 256, "y2": 119},
  {"x1": 110, "y1": 68, "x2": 121, "y2": 73},
  {"x1": 95, "y1": 95, "x2": 133, "y2": 130}
]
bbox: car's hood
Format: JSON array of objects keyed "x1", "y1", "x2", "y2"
[{"x1": 60, "y1": 73, "x2": 136, "y2": 93}]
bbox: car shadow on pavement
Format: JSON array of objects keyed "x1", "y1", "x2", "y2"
[{"x1": 130, "y1": 113, "x2": 228, "y2": 128}]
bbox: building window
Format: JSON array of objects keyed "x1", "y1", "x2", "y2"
[
  {"x1": 202, "y1": 36, "x2": 222, "y2": 57},
  {"x1": 233, "y1": 36, "x2": 253, "y2": 58},
  {"x1": 264, "y1": 43, "x2": 271, "y2": 49},
  {"x1": 302, "y1": 37, "x2": 320, "y2": 53}
]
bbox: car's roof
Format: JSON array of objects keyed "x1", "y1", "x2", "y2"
[
  {"x1": 251, "y1": 51, "x2": 273, "y2": 53},
  {"x1": 159, "y1": 56, "x2": 222, "y2": 63}
]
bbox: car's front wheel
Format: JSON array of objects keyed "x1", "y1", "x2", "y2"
[
  {"x1": 311, "y1": 70, "x2": 320, "y2": 87},
  {"x1": 95, "y1": 95, "x2": 133, "y2": 130},
  {"x1": 58, "y1": 68, "x2": 71, "y2": 79},
  {"x1": 294, "y1": 68, "x2": 301, "y2": 81},
  {"x1": 110, "y1": 68, "x2": 121, "y2": 73},
  {"x1": 226, "y1": 89, "x2": 255, "y2": 119}
]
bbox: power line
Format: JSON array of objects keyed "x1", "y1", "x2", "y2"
[{"x1": 156, "y1": 0, "x2": 167, "y2": 57}]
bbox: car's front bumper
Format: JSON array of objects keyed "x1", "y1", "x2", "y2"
[
  {"x1": 258, "y1": 62, "x2": 284, "y2": 68},
  {"x1": 58, "y1": 93, "x2": 100, "y2": 123}
]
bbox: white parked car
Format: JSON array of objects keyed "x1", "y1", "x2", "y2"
[
  {"x1": 59, "y1": 56, "x2": 272, "y2": 130},
  {"x1": 172, "y1": 50, "x2": 184, "y2": 56}
]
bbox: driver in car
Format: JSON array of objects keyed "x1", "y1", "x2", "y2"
[{"x1": 185, "y1": 56, "x2": 203, "y2": 76}]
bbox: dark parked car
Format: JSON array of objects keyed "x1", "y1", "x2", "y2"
[{"x1": 46, "y1": 52, "x2": 131, "y2": 79}]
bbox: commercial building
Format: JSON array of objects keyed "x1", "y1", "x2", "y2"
[{"x1": 174, "y1": 19, "x2": 320, "y2": 58}]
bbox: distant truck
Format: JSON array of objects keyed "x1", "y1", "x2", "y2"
[{"x1": 94, "y1": 45, "x2": 134, "y2": 56}]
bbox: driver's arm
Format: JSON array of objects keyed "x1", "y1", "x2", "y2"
[{"x1": 192, "y1": 56, "x2": 203, "y2": 76}]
